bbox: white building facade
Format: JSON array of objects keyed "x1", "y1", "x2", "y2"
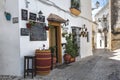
[
  {"x1": 94, "y1": 2, "x2": 110, "y2": 49},
  {"x1": 0, "y1": 0, "x2": 93, "y2": 76}
]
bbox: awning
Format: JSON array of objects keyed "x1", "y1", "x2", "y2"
[{"x1": 47, "y1": 13, "x2": 66, "y2": 23}]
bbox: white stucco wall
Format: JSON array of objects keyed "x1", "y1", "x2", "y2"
[
  {"x1": 96, "y1": 33, "x2": 105, "y2": 49},
  {"x1": 0, "y1": 0, "x2": 21, "y2": 76},
  {"x1": 0, "y1": 0, "x2": 93, "y2": 76},
  {"x1": 95, "y1": 3, "x2": 109, "y2": 49}
]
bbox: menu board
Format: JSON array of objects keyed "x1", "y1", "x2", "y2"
[
  {"x1": 29, "y1": 12, "x2": 37, "y2": 21},
  {"x1": 30, "y1": 23, "x2": 47, "y2": 41},
  {"x1": 21, "y1": 9, "x2": 28, "y2": 20}
]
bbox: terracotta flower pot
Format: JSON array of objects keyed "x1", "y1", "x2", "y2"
[
  {"x1": 45, "y1": 26, "x2": 49, "y2": 30},
  {"x1": 26, "y1": 23, "x2": 31, "y2": 28},
  {"x1": 51, "y1": 56, "x2": 57, "y2": 69},
  {"x1": 63, "y1": 54, "x2": 71, "y2": 64},
  {"x1": 70, "y1": 57, "x2": 75, "y2": 63}
]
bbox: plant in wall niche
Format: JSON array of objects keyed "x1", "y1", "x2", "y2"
[{"x1": 26, "y1": 21, "x2": 36, "y2": 28}]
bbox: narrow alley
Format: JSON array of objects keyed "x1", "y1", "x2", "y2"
[
  {"x1": 2, "y1": 49, "x2": 120, "y2": 80},
  {"x1": 38, "y1": 49, "x2": 120, "y2": 80}
]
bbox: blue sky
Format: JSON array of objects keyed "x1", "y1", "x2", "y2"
[
  {"x1": 92, "y1": 0, "x2": 108, "y2": 8},
  {"x1": 92, "y1": 0, "x2": 108, "y2": 21}
]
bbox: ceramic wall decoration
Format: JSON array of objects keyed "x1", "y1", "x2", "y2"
[{"x1": 4, "y1": 12, "x2": 11, "y2": 21}]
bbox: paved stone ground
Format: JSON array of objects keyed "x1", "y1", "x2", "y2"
[{"x1": 1, "y1": 49, "x2": 120, "y2": 80}]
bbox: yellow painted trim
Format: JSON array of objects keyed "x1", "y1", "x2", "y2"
[
  {"x1": 48, "y1": 21, "x2": 61, "y2": 27},
  {"x1": 70, "y1": 8, "x2": 81, "y2": 16},
  {"x1": 35, "y1": 53, "x2": 51, "y2": 55},
  {"x1": 48, "y1": 21, "x2": 62, "y2": 64},
  {"x1": 36, "y1": 58, "x2": 51, "y2": 60},
  {"x1": 36, "y1": 66, "x2": 51, "y2": 68},
  {"x1": 57, "y1": 25, "x2": 62, "y2": 63},
  {"x1": 35, "y1": 49, "x2": 51, "y2": 53}
]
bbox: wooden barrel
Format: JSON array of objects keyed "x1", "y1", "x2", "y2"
[{"x1": 35, "y1": 49, "x2": 51, "y2": 75}]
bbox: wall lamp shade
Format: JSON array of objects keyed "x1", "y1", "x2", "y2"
[
  {"x1": 92, "y1": 1, "x2": 100, "y2": 10},
  {"x1": 4, "y1": 12, "x2": 11, "y2": 21},
  {"x1": 96, "y1": 1, "x2": 100, "y2": 8},
  {"x1": 38, "y1": 11, "x2": 43, "y2": 15}
]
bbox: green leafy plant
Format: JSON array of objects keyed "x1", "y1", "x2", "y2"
[
  {"x1": 26, "y1": 21, "x2": 36, "y2": 28},
  {"x1": 65, "y1": 33, "x2": 78, "y2": 58},
  {"x1": 29, "y1": 21, "x2": 36, "y2": 26},
  {"x1": 49, "y1": 46, "x2": 56, "y2": 57}
]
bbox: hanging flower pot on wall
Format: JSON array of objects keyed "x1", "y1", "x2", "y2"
[
  {"x1": 4, "y1": 12, "x2": 11, "y2": 21},
  {"x1": 26, "y1": 23, "x2": 31, "y2": 28},
  {"x1": 26, "y1": 21, "x2": 36, "y2": 29},
  {"x1": 45, "y1": 26, "x2": 49, "y2": 30}
]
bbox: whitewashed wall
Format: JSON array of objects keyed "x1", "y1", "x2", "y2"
[
  {"x1": 0, "y1": 0, "x2": 93, "y2": 76},
  {"x1": 0, "y1": 0, "x2": 21, "y2": 76},
  {"x1": 95, "y1": 3, "x2": 109, "y2": 49}
]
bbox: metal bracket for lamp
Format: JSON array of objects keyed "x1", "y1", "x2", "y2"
[{"x1": 25, "y1": 0, "x2": 30, "y2": 8}]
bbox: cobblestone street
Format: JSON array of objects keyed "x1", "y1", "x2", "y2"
[
  {"x1": 1, "y1": 49, "x2": 120, "y2": 80},
  {"x1": 33, "y1": 49, "x2": 120, "y2": 80}
]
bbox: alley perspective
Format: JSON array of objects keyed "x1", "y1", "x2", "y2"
[
  {"x1": 1, "y1": 49, "x2": 120, "y2": 80},
  {"x1": 1, "y1": 0, "x2": 120, "y2": 80},
  {"x1": 31, "y1": 49, "x2": 120, "y2": 80}
]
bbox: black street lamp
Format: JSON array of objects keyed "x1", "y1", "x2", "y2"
[{"x1": 92, "y1": 1, "x2": 100, "y2": 10}]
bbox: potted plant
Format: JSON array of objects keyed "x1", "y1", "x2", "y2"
[
  {"x1": 26, "y1": 21, "x2": 36, "y2": 28},
  {"x1": 45, "y1": 26, "x2": 49, "y2": 30},
  {"x1": 49, "y1": 46, "x2": 57, "y2": 69},
  {"x1": 70, "y1": 0, "x2": 81, "y2": 16},
  {"x1": 64, "y1": 33, "x2": 78, "y2": 63}
]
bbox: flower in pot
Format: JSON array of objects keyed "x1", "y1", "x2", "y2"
[
  {"x1": 45, "y1": 26, "x2": 49, "y2": 30},
  {"x1": 64, "y1": 33, "x2": 78, "y2": 63},
  {"x1": 26, "y1": 21, "x2": 36, "y2": 28}
]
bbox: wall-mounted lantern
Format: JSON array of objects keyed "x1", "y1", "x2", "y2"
[
  {"x1": 62, "y1": 19, "x2": 69, "y2": 27},
  {"x1": 79, "y1": 24, "x2": 88, "y2": 37},
  {"x1": 38, "y1": 11, "x2": 43, "y2": 18},
  {"x1": 37, "y1": 11, "x2": 45, "y2": 22},
  {"x1": 4, "y1": 12, "x2": 11, "y2": 21},
  {"x1": 64, "y1": 19, "x2": 69, "y2": 26},
  {"x1": 92, "y1": 1, "x2": 100, "y2": 10}
]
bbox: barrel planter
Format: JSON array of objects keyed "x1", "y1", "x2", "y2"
[{"x1": 35, "y1": 49, "x2": 51, "y2": 75}]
